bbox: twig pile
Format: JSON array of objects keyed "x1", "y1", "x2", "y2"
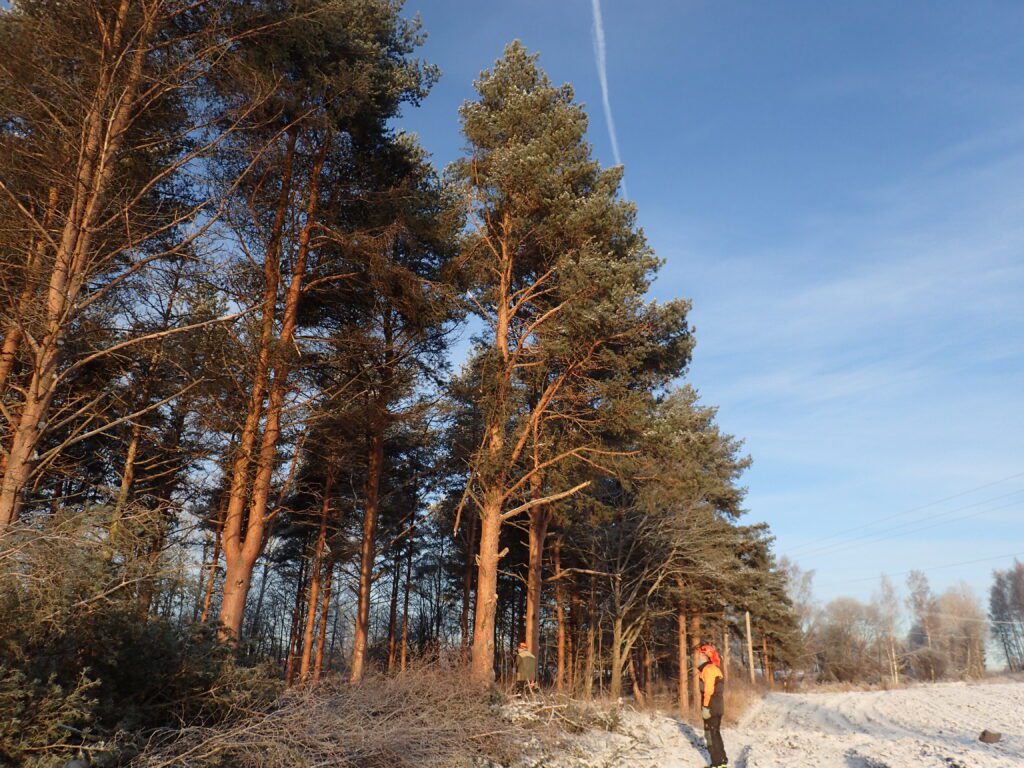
[{"x1": 133, "y1": 668, "x2": 516, "y2": 768}]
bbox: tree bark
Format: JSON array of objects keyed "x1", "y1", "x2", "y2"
[
  {"x1": 722, "y1": 625, "x2": 730, "y2": 675},
  {"x1": 351, "y1": 424, "x2": 385, "y2": 683},
  {"x1": 610, "y1": 615, "x2": 624, "y2": 700},
  {"x1": 525, "y1": 471, "x2": 549, "y2": 656},
  {"x1": 460, "y1": 511, "x2": 477, "y2": 657},
  {"x1": 628, "y1": 653, "x2": 645, "y2": 705},
  {"x1": 584, "y1": 575, "x2": 596, "y2": 699},
  {"x1": 567, "y1": 593, "x2": 578, "y2": 692},
  {"x1": 401, "y1": 531, "x2": 413, "y2": 672},
  {"x1": 200, "y1": 499, "x2": 226, "y2": 624},
  {"x1": 678, "y1": 607, "x2": 689, "y2": 716},
  {"x1": 762, "y1": 634, "x2": 773, "y2": 689},
  {"x1": 0, "y1": 186, "x2": 58, "y2": 399},
  {"x1": 285, "y1": 555, "x2": 308, "y2": 686},
  {"x1": 553, "y1": 536, "x2": 566, "y2": 690},
  {"x1": 0, "y1": 5, "x2": 157, "y2": 528},
  {"x1": 470, "y1": 499, "x2": 503, "y2": 684},
  {"x1": 386, "y1": 550, "x2": 401, "y2": 672},
  {"x1": 220, "y1": 134, "x2": 323, "y2": 643},
  {"x1": 313, "y1": 558, "x2": 333, "y2": 684},
  {"x1": 690, "y1": 613, "x2": 701, "y2": 712},
  {"x1": 300, "y1": 482, "x2": 331, "y2": 684},
  {"x1": 642, "y1": 628, "x2": 653, "y2": 700},
  {"x1": 216, "y1": 128, "x2": 300, "y2": 643}
]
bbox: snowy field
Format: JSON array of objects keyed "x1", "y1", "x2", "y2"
[{"x1": 548, "y1": 680, "x2": 1024, "y2": 767}]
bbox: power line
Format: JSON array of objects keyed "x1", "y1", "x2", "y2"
[
  {"x1": 786, "y1": 470, "x2": 1024, "y2": 555},
  {"x1": 817, "y1": 550, "x2": 1024, "y2": 588},
  {"x1": 794, "y1": 492, "x2": 1024, "y2": 560}
]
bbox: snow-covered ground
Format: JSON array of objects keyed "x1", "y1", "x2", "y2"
[
  {"x1": 542, "y1": 680, "x2": 1024, "y2": 767},
  {"x1": 733, "y1": 679, "x2": 1024, "y2": 767}
]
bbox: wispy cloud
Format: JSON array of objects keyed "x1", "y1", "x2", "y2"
[
  {"x1": 661, "y1": 124, "x2": 1024, "y2": 600},
  {"x1": 590, "y1": 0, "x2": 627, "y2": 198}
]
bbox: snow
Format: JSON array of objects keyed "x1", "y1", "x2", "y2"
[{"x1": 534, "y1": 680, "x2": 1024, "y2": 767}]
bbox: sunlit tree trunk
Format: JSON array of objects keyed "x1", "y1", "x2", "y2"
[
  {"x1": 285, "y1": 555, "x2": 308, "y2": 685},
  {"x1": 678, "y1": 607, "x2": 689, "y2": 716},
  {"x1": 0, "y1": 3, "x2": 158, "y2": 527},
  {"x1": 386, "y1": 551, "x2": 401, "y2": 672},
  {"x1": 471, "y1": 494, "x2": 506, "y2": 683},
  {"x1": 690, "y1": 613, "x2": 701, "y2": 712},
  {"x1": 460, "y1": 511, "x2": 477, "y2": 656},
  {"x1": 313, "y1": 559, "x2": 333, "y2": 683},
  {"x1": 300, "y1": 480, "x2": 331, "y2": 683},
  {"x1": 584, "y1": 576, "x2": 596, "y2": 700},
  {"x1": 219, "y1": 136, "x2": 323, "y2": 644},
  {"x1": 400, "y1": 537, "x2": 413, "y2": 672},
  {"x1": 610, "y1": 615, "x2": 624, "y2": 699},
  {"x1": 554, "y1": 537, "x2": 566, "y2": 690},
  {"x1": 351, "y1": 425, "x2": 385, "y2": 683}
]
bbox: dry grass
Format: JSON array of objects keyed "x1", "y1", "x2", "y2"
[
  {"x1": 132, "y1": 666, "x2": 518, "y2": 768},
  {"x1": 625, "y1": 674, "x2": 765, "y2": 728},
  {"x1": 721, "y1": 674, "x2": 761, "y2": 725}
]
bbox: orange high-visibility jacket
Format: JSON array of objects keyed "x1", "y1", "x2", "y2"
[{"x1": 699, "y1": 661, "x2": 724, "y2": 716}]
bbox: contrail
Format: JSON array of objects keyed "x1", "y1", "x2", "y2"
[{"x1": 591, "y1": 0, "x2": 628, "y2": 199}]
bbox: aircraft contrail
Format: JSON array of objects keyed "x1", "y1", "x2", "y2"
[{"x1": 591, "y1": 0, "x2": 628, "y2": 199}]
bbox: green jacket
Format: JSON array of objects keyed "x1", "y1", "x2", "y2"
[{"x1": 516, "y1": 650, "x2": 537, "y2": 683}]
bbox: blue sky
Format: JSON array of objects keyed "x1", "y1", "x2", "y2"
[{"x1": 398, "y1": 0, "x2": 1024, "y2": 607}]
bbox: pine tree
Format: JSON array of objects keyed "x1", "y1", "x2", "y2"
[{"x1": 452, "y1": 42, "x2": 691, "y2": 682}]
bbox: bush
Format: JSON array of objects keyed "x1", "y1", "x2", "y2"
[{"x1": 0, "y1": 510, "x2": 281, "y2": 766}]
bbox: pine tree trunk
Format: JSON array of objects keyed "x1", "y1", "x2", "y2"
[
  {"x1": 584, "y1": 575, "x2": 596, "y2": 699},
  {"x1": 629, "y1": 653, "x2": 645, "y2": 705},
  {"x1": 300, "y1": 484, "x2": 330, "y2": 683},
  {"x1": 351, "y1": 425, "x2": 385, "y2": 683},
  {"x1": 386, "y1": 551, "x2": 401, "y2": 672},
  {"x1": 313, "y1": 559, "x2": 333, "y2": 683},
  {"x1": 689, "y1": 613, "x2": 701, "y2": 712},
  {"x1": 0, "y1": 186, "x2": 58, "y2": 399},
  {"x1": 642, "y1": 630, "x2": 653, "y2": 700},
  {"x1": 554, "y1": 537, "x2": 566, "y2": 690},
  {"x1": 567, "y1": 594, "x2": 577, "y2": 692},
  {"x1": 285, "y1": 556, "x2": 308, "y2": 685},
  {"x1": 525, "y1": 476, "x2": 549, "y2": 655},
  {"x1": 722, "y1": 625, "x2": 730, "y2": 674},
  {"x1": 460, "y1": 511, "x2": 477, "y2": 657},
  {"x1": 610, "y1": 615, "x2": 624, "y2": 700},
  {"x1": 216, "y1": 129, "x2": 299, "y2": 643},
  {"x1": 200, "y1": 499, "x2": 226, "y2": 624},
  {"x1": 401, "y1": 534, "x2": 413, "y2": 672},
  {"x1": 678, "y1": 608, "x2": 688, "y2": 717},
  {"x1": 470, "y1": 499, "x2": 503, "y2": 684},
  {"x1": 762, "y1": 634, "x2": 773, "y2": 689},
  {"x1": 0, "y1": 6, "x2": 156, "y2": 528},
  {"x1": 219, "y1": 558, "x2": 253, "y2": 645}
]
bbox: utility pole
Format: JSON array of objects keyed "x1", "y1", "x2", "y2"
[{"x1": 745, "y1": 610, "x2": 756, "y2": 686}]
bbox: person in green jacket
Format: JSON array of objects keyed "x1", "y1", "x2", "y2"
[{"x1": 515, "y1": 641, "x2": 537, "y2": 694}]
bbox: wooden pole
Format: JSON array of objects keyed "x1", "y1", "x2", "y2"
[
  {"x1": 722, "y1": 624, "x2": 730, "y2": 674},
  {"x1": 689, "y1": 613, "x2": 701, "y2": 712},
  {"x1": 677, "y1": 608, "x2": 688, "y2": 717},
  {"x1": 745, "y1": 610, "x2": 756, "y2": 685}
]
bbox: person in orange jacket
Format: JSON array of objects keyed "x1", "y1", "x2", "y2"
[{"x1": 698, "y1": 642, "x2": 728, "y2": 768}]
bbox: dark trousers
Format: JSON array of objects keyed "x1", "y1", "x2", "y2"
[{"x1": 703, "y1": 715, "x2": 727, "y2": 766}]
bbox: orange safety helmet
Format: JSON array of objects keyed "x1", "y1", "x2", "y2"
[{"x1": 698, "y1": 643, "x2": 721, "y2": 667}]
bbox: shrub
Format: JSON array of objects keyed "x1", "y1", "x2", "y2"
[{"x1": 0, "y1": 510, "x2": 281, "y2": 766}]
